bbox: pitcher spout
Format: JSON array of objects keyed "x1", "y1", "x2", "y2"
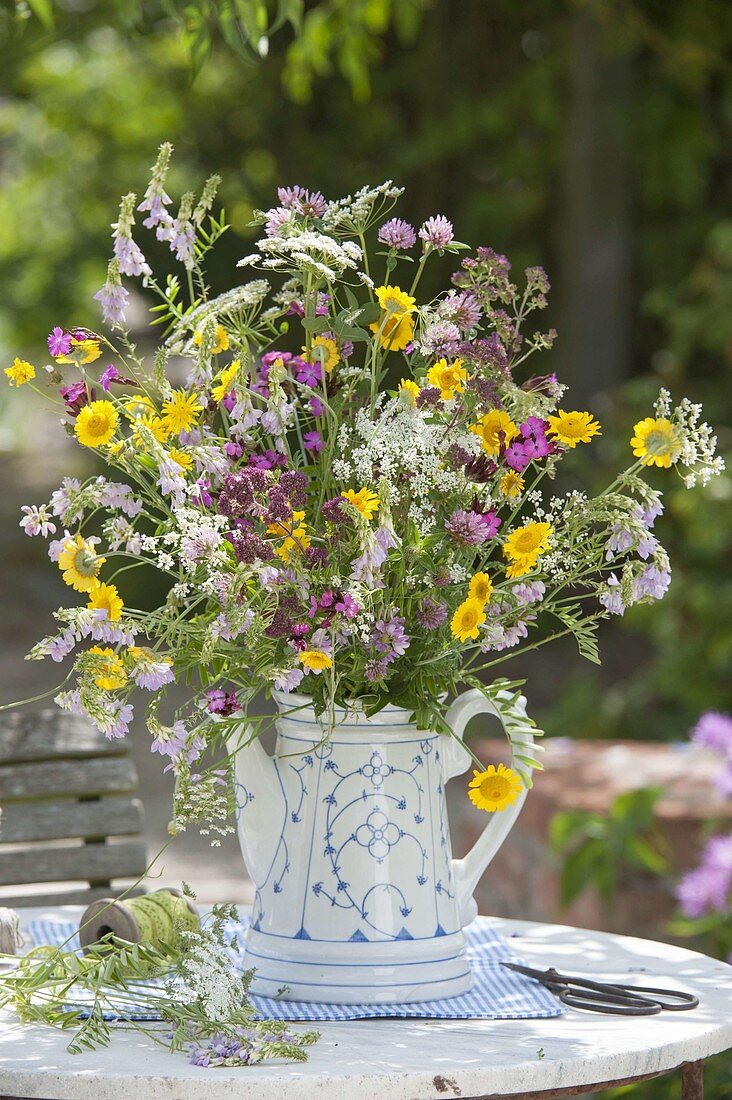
[{"x1": 228, "y1": 723, "x2": 286, "y2": 887}]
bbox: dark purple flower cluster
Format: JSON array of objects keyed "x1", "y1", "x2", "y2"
[
  {"x1": 322, "y1": 496, "x2": 347, "y2": 524},
  {"x1": 416, "y1": 387, "x2": 441, "y2": 409},
  {"x1": 60, "y1": 381, "x2": 90, "y2": 417},
  {"x1": 459, "y1": 334, "x2": 509, "y2": 375},
  {"x1": 504, "y1": 417, "x2": 555, "y2": 473},
  {"x1": 265, "y1": 593, "x2": 302, "y2": 639},
  {"x1": 226, "y1": 523, "x2": 273, "y2": 565},
  {"x1": 206, "y1": 688, "x2": 242, "y2": 717},
  {"x1": 452, "y1": 247, "x2": 515, "y2": 305}
]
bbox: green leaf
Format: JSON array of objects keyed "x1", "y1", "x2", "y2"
[
  {"x1": 560, "y1": 838, "x2": 606, "y2": 906},
  {"x1": 26, "y1": 0, "x2": 54, "y2": 29}
]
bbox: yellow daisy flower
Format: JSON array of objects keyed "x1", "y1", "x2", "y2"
[
  {"x1": 168, "y1": 447, "x2": 193, "y2": 471},
  {"x1": 500, "y1": 471, "x2": 524, "y2": 498},
  {"x1": 74, "y1": 400, "x2": 119, "y2": 448},
  {"x1": 450, "y1": 597, "x2": 487, "y2": 643},
  {"x1": 503, "y1": 521, "x2": 553, "y2": 578},
  {"x1": 547, "y1": 410, "x2": 602, "y2": 448},
  {"x1": 133, "y1": 414, "x2": 171, "y2": 446},
  {"x1": 124, "y1": 395, "x2": 157, "y2": 420},
  {"x1": 56, "y1": 338, "x2": 102, "y2": 365},
  {"x1": 369, "y1": 285, "x2": 416, "y2": 351},
  {"x1": 468, "y1": 572, "x2": 493, "y2": 606},
  {"x1": 211, "y1": 359, "x2": 241, "y2": 403},
  {"x1": 341, "y1": 487, "x2": 380, "y2": 520},
  {"x1": 468, "y1": 764, "x2": 523, "y2": 812},
  {"x1": 469, "y1": 409, "x2": 519, "y2": 455},
  {"x1": 298, "y1": 650, "x2": 333, "y2": 673},
  {"x1": 88, "y1": 582, "x2": 124, "y2": 622},
  {"x1": 87, "y1": 646, "x2": 127, "y2": 691},
  {"x1": 630, "y1": 417, "x2": 682, "y2": 469},
  {"x1": 193, "y1": 323, "x2": 229, "y2": 354},
  {"x1": 426, "y1": 357, "x2": 468, "y2": 401},
  {"x1": 398, "y1": 378, "x2": 420, "y2": 405},
  {"x1": 268, "y1": 511, "x2": 311, "y2": 562},
  {"x1": 161, "y1": 390, "x2": 204, "y2": 435},
  {"x1": 4, "y1": 358, "x2": 36, "y2": 387},
  {"x1": 302, "y1": 336, "x2": 339, "y2": 373},
  {"x1": 58, "y1": 534, "x2": 106, "y2": 593}
]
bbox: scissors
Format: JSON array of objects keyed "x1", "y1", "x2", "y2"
[{"x1": 502, "y1": 962, "x2": 699, "y2": 1016}]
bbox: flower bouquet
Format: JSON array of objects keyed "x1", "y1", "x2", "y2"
[{"x1": 2, "y1": 143, "x2": 725, "y2": 1016}]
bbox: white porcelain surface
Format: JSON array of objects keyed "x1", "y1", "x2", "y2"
[
  {"x1": 229, "y1": 689, "x2": 534, "y2": 1001},
  {"x1": 1, "y1": 909, "x2": 731, "y2": 1100}
]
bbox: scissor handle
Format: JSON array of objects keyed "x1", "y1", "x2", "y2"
[
  {"x1": 616, "y1": 984, "x2": 700, "y2": 1011},
  {"x1": 553, "y1": 985, "x2": 662, "y2": 1016}
]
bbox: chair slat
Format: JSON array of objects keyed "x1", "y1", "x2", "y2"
[
  {"x1": 0, "y1": 886, "x2": 145, "y2": 909},
  {"x1": 0, "y1": 711, "x2": 125, "y2": 765},
  {"x1": 0, "y1": 840, "x2": 148, "y2": 887},
  {"x1": 0, "y1": 757, "x2": 138, "y2": 802},
  {"x1": 0, "y1": 796, "x2": 144, "y2": 843}
]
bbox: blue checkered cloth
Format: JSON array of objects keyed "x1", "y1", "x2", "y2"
[{"x1": 28, "y1": 911, "x2": 564, "y2": 1022}]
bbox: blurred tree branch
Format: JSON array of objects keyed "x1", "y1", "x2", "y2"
[{"x1": 4, "y1": 0, "x2": 434, "y2": 97}]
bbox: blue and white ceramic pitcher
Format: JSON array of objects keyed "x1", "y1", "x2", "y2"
[{"x1": 230, "y1": 688, "x2": 535, "y2": 1003}]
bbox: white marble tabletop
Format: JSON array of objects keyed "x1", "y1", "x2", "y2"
[{"x1": 0, "y1": 909, "x2": 731, "y2": 1100}]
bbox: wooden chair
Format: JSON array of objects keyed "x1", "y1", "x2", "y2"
[{"x1": 0, "y1": 710, "x2": 147, "y2": 907}]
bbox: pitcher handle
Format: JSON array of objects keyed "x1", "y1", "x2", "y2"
[{"x1": 444, "y1": 687, "x2": 538, "y2": 927}]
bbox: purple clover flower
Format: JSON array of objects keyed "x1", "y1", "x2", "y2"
[
  {"x1": 417, "y1": 597, "x2": 448, "y2": 630},
  {"x1": 277, "y1": 186, "x2": 328, "y2": 218},
  {"x1": 419, "y1": 215, "x2": 454, "y2": 249},
  {"x1": 378, "y1": 218, "x2": 417, "y2": 250},
  {"x1": 445, "y1": 509, "x2": 497, "y2": 546}
]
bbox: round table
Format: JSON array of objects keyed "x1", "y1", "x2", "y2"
[{"x1": 1, "y1": 909, "x2": 730, "y2": 1100}]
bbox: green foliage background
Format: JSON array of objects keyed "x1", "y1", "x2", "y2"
[{"x1": 1, "y1": 0, "x2": 730, "y2": 735}]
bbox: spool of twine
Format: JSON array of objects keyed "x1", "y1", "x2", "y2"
[
  {"x1": 78, "y1": 888, "x2": 200, "y2": 954},
  {"x1": 0, "y1": 908, "x2": 21, "y2": 956}
]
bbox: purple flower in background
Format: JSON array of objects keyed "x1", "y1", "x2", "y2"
[
  {"x1": 641, "y1": 494, "x2": 664, "y2": 528},
  {"x1": 304, "y1": 431, "x2": 324, "y2": 453},
  {"x1": 692, "y1": 712, "x2": 732, "y2": 755},
  {"x1": 310, "y1": 395, "x2": 326, "y2": 417},
  {"x1": 48, "y1": 327, "x2": 73, "y2": 357},
  {"x1": 378, "y1": 218, "x2": 417, "y2": 250},
  {"x1": 249, "y1": 450, "x2": 287, "y2": 470},
  {"x1": 351, "y1": 526, "x2": 398, "y2": 587},
  {"x1": 419, "y1": 215, "x2": 454, "y2": 249},
  {"x1": 677, "y1": 834, "x2": 732, "y2": 918},
  {"x1": 417, "y1": 597, "x2": 448, "y2": 630},
  {"x1": 99, "y1": 364, "x2": 122, "y2": 392},
  {"x1": 206, "y1": 689, "x2": 242, "y2": 717}
]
